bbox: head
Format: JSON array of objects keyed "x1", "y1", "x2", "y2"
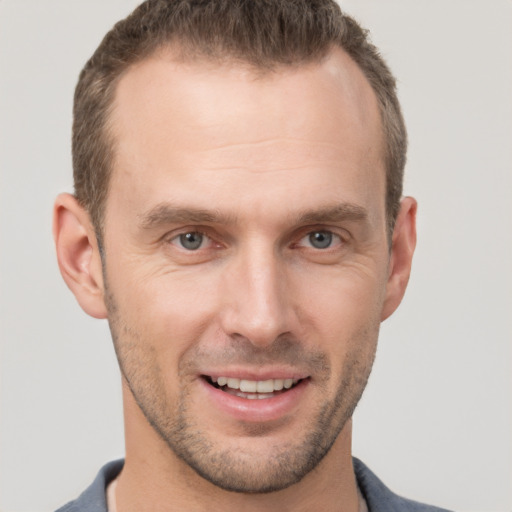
[
  {"x1": 54, "y1": 0, "x2": 416, "y2": 497},
  {"x1": 72, "y1": 0, "x2": 407, "y2": 242}
]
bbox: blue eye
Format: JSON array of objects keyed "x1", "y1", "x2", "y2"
[
  {"x1": 308, "y1": 231, "x2": 333, "y2": 249},
  {"x1": 178, "y1": 232, "x2": 204, "y2": 250}
]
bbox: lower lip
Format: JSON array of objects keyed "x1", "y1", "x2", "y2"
[{"x1": 199, "y1": 378, "x2": 309, "y2": 423}]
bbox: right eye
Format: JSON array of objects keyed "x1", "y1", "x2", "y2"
[{"x1": 170, "y1": 231, "x2": 209, "y2": 251}]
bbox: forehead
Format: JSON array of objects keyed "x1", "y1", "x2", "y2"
[
  {"x1": 107, "y1": 47, "x2": 385, "y2": 224},
  {"x1": 112, "y1": 47, "x2": 382, "y2": 152}
]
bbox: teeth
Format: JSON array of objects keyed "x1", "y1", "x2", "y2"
[
  {"x1": 213, "y1": 377, "x2": 300, "y2": 392},
  {"x1": 273, "y1": 379, "x2": 284, "y2": 391},
  {"x1": 256, "y1": 380, "x2": 274, "y2": 393},
  {"x1": 240, "y1": 379, "x2": 257, "y2": 392},
  {"x1": 227, "y1": 378, "x2": 240, "y2": 389}
]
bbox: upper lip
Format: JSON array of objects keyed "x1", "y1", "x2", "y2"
[{"x1": 200, "y1": 368, "x2": 310, "y2": 381}]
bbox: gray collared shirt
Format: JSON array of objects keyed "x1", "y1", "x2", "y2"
[{"x1": 56, "y1": 458, "x2": 452, "y2": 512}]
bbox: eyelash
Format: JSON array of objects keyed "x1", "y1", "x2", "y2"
[
  {"x1": 295, "y1": 230, "x2": 344, "y2": 250},
  {"x1": 166, "y1": 228, "x2": 346, "y2": 253},
  {"x1": 168, "y1": 230, "x2": 214, "y2": 251}
]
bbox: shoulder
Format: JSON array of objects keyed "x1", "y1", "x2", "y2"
[
  {"x1": 55, "y1": 460, "x2": 124, "y2": 512},
  {"x1": 353, "y1": 458, "x2": 453, "y2": 512}
]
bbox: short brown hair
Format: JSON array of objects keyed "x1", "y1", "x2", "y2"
[{"x1": 73, "y1": 0, "x2": 406, "y2": 240}]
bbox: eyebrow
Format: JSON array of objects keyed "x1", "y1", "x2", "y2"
[
  {"x1": 139, "y1": 204, "x2": 236, "y2": 229},
  {"x1": 138, "y1": 202, "x2": 368, "y2": 230},
  {"x1": 295, "y1": 204, "x2": 368, "y2": 225}
]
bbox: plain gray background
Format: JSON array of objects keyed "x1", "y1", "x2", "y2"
[{"x1": 1, "y1": 1, "x2": 511, "y2": 510}]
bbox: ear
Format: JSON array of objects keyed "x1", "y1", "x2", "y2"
[
  {"x1": 53, "y1": 193, "x2": 108, "y2": 319},
  {"x1": 381, "y1": 196, "x2": 417, "y2": 321}
]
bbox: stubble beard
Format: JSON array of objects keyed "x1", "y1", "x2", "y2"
[
  {"x1": 160, "y1": 358, "x2": 373, "y2": 494},
  {"x1": 105, "y1": 288, "x2": 378, "y2": 494}
]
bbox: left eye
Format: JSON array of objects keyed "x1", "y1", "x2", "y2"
[
  {"x1": 299, "y1": 230, "x2": 341, "y2": 249},
  {"x1": 173, "y1": 232, "x2": 208, "y2": 251}
]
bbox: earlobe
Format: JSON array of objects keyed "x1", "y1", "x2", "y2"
[
  {"x1": 381, "y1": 196, "x2": 417, "y2": 321},
  {"x1": 53, "y1": 193, "x2": 108, "y2": 319}
]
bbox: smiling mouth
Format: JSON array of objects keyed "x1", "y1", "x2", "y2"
[{"x1": 203, "y1": 376, "x2": 305, "y2": 399}]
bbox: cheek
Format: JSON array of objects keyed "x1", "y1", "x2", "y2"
[
  {"x1": 106, "y1": 262, "x2": 222, "y2": 357},
  {"x1": 295, "y1": 263, "x2": 386, "y2": 324},
  {"x1": 106, "y1": 269, "x2": 224, "y2": 401},
  {"x1": 292, "y1": 265, "x2": 385, "y2": 358}
]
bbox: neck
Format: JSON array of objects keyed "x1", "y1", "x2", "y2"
[{"x1": 115, "y1": 383, "x2": 360, "y2": 512}]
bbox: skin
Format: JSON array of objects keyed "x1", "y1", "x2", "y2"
[{"x1": 54, "y1": 47, "x2": 417, "y2": 512}]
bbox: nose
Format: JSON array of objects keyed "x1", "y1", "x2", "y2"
[{"x1": 219, "y1": 242, "x2": 294, "y2": 348}]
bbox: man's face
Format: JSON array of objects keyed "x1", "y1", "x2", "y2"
[{"x1": 102, "y1": 48, "x2": 390, "y2": 492}]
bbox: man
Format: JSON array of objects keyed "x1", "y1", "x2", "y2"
[{"x1": 53, "y1": 1, "x2": 449, "y2": 511}]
